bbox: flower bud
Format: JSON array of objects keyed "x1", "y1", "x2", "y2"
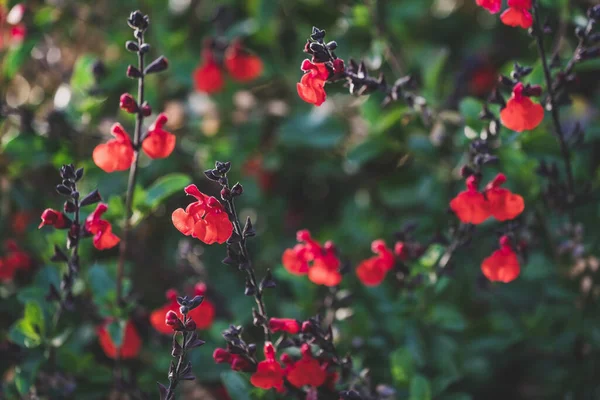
[
  {"x1": 140, "y1": 102, "x2": 152, "y2": 116},
  {"x1": 119, "y1": 93, "x2": 138, "y2": 113},
  {"x1": 125, "y1": 41, "x2": 139, "y2": 52},
  {"x1": 144, "y1": 56, "x2": 169, "y2": 74},
  {"x1": 165, "y1": 310, "x2": 179, "y2": 326},
  {"x1": 231, "y1": 182, "x2": 243, "y2": 196},
  {"x1": 126, "y1": 65, "x2": 142, "y2": 79},
  {"x1": 185, "y1": 319, "x2": 197, "y2": 331}
]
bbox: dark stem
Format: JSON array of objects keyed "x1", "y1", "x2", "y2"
[
  {"x1": 165, "y1": 316, "x2": 189, "y2": 400},
  {"x1": 532, "y1": 1, "x2": 575, "y2": 199},
  {"x1": 116, "y1": 32, "x2": 146, "y2": 305},
  {"x1": 223, "y1": 178, "x2": 272, "y2": 342}
]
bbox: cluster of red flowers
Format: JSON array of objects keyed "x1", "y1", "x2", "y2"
[
  {"x1": 215, "y1": 340, "x2": 337, "y2": 392},
  {"x1": 476, "y1": 0, "x2": 533, "y2": 29},
  {"x1": 39, "y1": 203, "x2": 119, "y2": 251},
  {"x1": 450, "y1": 173, "x2": 525, "y2": 225},
  {"x1": 282, "y1": 230, "x2": 342, "y2": 287},
  {"x1": 0, "y1": 240, "x2": 31, "y2": 282},
  {"x1": 451, "y1": 173, "x2": 524, "y2": 282},
  {"x1": 193, "y1": 40, "x2": 263, "y2": 94},
  {"x1": 356, "y1": 240, "x2": 405, "y2": 287},
  {"x1": 149, "y1": 283, "x2": 215, "y2": 335},
  {"x1": 93, "y1": 113, "x2": 175, "y2": 173},
  {"x1": 500, "y1": 82, "x2": 545, "y2": 133},
  {"x1": 171, "y1": 184, "x2": 233, "y2": 245},
  {"x1": 97, "y1": 319, "x2": 142, "y2": 360},
  {"x1": 0, "y1": 4, "x2": 26, "y2": 50}
]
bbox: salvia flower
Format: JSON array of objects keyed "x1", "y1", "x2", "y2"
[
  {"x1": 0, "y1": 240, "x2": 31, "y2": 282},
  {"x1": 38, "y1": 209, "x2": 69, "y2": 229},
  {"x1": 141, "y1": 113, "x2": 176, "y2": 159},
  {"x1": 119, "y1": 93, "x2": 138, "y2": 113},
  {"x1": 250, "y1": 343, "x2": 285, "y2": 392},
  {"x1": 97, "y1": 319, "x2": 142, "y2": 359},
  {"x1": 84, "y1": 203, "x2": 120, "y2": 250},
  {"x1": 282, "y1": 230, "x2": 342, "y2": 286},
  {"x1": 485, "y1": 173, "x2": 525, "y2": 221},
  {"x1": 268, "y1": 318, "x2": 300, "y2": 334},
  {"x1": 356, "y1": 240, "x2": 396, "y2": 287},
  {"x1": 286, "y1": 344, "x2": 327, "y2": 388},
  {"x1": 194, "y1": 41, "x2": 263, "y2": 94},
  {"x1": 213, "y1": 348, "x2": 253, "y2": 372},
  {"x1": 500, "y1": 0, "x2": 533, "y2": 29},
  {"x1": 481, "y1": 235, "x2": 521, "y2": 283},
  {"x1": 297, "y1": 59, "x2": 331, "y2": 106},
  {"x1": 500, "y1": 82, "x2": 544, "y2": 132},
  {"x1": 93, "y1": 115, "x2": 176, "y2": 173},
  {"x1": 450, "y1": 174, "x2": 525, "y2": 224},
  {"x1": 171, "y1": 185, "x2": 233, "y2": 245},
  {"x1": 150, "y1": 284, "x2": 215, "y2": 335},
  {"x1": 476, "y1": 0, "x2": 501, "y2": 14}
]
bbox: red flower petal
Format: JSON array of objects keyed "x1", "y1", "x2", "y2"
[
  {"x1": 150, "y1": 304, "x2": 177, "y2": 335},
  {"x1": 500, "y1": 96, "x2": 544, "y2": 132},
  {"x1": 450, "y1": 191, "x2": 490, "y2": 224},
  {"x1": 500, "y1": 7, "x2": 533, "y2": 29},
  {"x1": 286, "y1": 344, "x2": 327, "y2": 388},
  {"x1": 93, "y1": 227, "x2": 120, "y2": 250},
  {"x1": 476, "y1": 0, "x2": 502, "y2": 14},
  {"x1": 193, "y1": 211, "x2": 233, "y2": 245},
  {"x1": 297, "y1": 73, "x2": 326, "y2": 106},
  {"x1": 269, "y1": 318, "x2": 300, "y2": 334},
  {"x1": 356, "y1": 257, "x2": 388, "y2": 287},
  {"x1": 308, "y1": 256, "x2": 341, "y2": 287},
  {"x1": 188, "y1": 299, "x2": 215, "y2": 330},
  {"x1": 172, "y1": 208, "x2": 195, "y2": 236},
  {"x1": 97, "y1": 320, "x2": 141, "y2": 359},
  {"x1": 250, "y1": 343, "x2": 284, "y2": 391},
  {"x1": 487, "y1": 187, "x2": 525, "y2": 221},
  {"x1": 481, "y1": 237, "x2": 520, "y2": 283},
  {"x1": 224, "y1": 41, "x2": 263, "y2": 82},
  {"x1": 282, "y1": 247, "x2": 309, "y2": 275},
  {"x1": 507, "y1": 0, "x2": 531, "y2": 8},
  {"x1": 194, "y1": 56, "x2": 224, "y2": 94},
  {"x1": 92, "y1": 124, "x2": 134, "y2": 173},
  {"x1": 142, "y1": 113, "x2": 176, "y2": 159}
]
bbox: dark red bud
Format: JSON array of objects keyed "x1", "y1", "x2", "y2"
[{"x1": 119, "y1": 93, "x2": 138, "y2": 113}]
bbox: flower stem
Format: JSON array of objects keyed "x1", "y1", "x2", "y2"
[
  {"x1": 116, "y1": 32, "x2": 146, "y2": 306},
  {"x1": 165, "y1": 316, "x2": 189, "y2": 400},
  {"x1": 532, "y1": 1, "x2": 575, "y2": 199},
  {"x1": 223, "y1": 178, "x2": 272, "y2": 342}
]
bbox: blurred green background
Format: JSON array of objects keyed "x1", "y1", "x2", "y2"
[{"x1": 1, "y1": 0, "x2": 600, "y2": 399}]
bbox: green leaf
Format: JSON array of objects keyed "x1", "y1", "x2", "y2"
[
  {"x1": 15, "y1": 356, "x2": 42, "y2": 395},
  {"x1": 279, "y1": 114, "x2": 345, "y2": 149},
  {"x1": 143, "y1": 173, "x2": 191, "y2": 210},
  {"x1": 24, "y1": 302, "x2": 45, "y2": 337},
  {"x1": 390, "y1": 348, "x2": 415, "y2": 385},
  {"x1": 409, "y1": 375, "x2": 432, "y2": 400},
  {"x1": 430, "y1": 305, "x2": 466, "y2": 332},
  {"x1": 221, "y1": 371, "x2": 252, "y2": 400}
]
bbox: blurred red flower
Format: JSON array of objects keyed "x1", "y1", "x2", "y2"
[
  {"x1": 0, "y1": 240, "x2": 31, "y2": 282},
  {"x1": 97, "y1": 320, "x2": 141, "y2": 359},
  {"x1": 285, "y1": 344, "x2": 327, "y2": 388},
  {"x1": 356, "y1": 240, "x2": 395, "y2": 287},
  {"x1": 450, "y1": 176, "x2": 491, "y2": 224},
  {"x1": 141, "y1": 113, "x2": 176, "y2": 159},
  {"x1": 476, "y1": 0, "x2": 502, "y2": 14},
  {"x1": 500, "y1": 82, "x2": 544, "y2": 132},
  {"x1": 282, "y1": 230, "x2": 342, "y2": 286},
  {"x1": 150, "y1": 283, "x2": 215, "y2": 335},
  {"x1": 224, "y1": 40, "x2": 263, "y2": 82},
  {"x1": 39, "y1": 209, "x2": 69, "y2": 229},
  {"x1": 268, "y1": 318, "x2": 300, "y2": 334},
  {"x1": 485, "y1": 173, "x2": 525, "y2": 221},
  {"x1": 481, "y1": 235, "x2": 520, "y2": 282},
  {"x1": 171, "y1": 185, "x2": 233, "y2": 244},
  {"x1": 500, "y1": 0, "x2": 533, "y2": 29},
  {"x1": 85, "y1": 203, "x2": 120, "y2": 250},
  {"x1": 250, "y1": 343, "x2": 284, "y2": 392}
]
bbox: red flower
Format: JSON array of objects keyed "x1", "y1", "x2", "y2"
[
  {"x1": 213, "y1": 348, "x2": 253, "y2": 371},
  {"x1": 282, "y1": 230, "x2": 342, "y2": 286},
  {"x1": 85, "y1": 203, "x2": 120, "y2": 250},
  {"x1": 150, "y1": 284, "x2": 215, "y2": 335},
  {"x1": 481, "y1": 236, "x2": 520, "y2": 283},
  {"x1": 224, "y1": 40, "x2": 263, "y2": 82},
  {"x1": 250, "y1": 343, "x2": 284, "y2": 392},
  {"x1": 194, "y1": 49, "x2": 225, "y2": 94},
  {"x1": 286, "y1": 344, "x2": 327, "y2": 388},
  {"x1": 141, "y1": 113, "x2": 176, "y2": 159},
  {"x1": 356, "y1": 240, "x2": 395, "y2": 287},
  {"x1": 269, "y1": 318, "x2": 300, "y2": 334},
  {"x1": 213, "y1": 348, "x2": 232, "y2": 364},
  {"x1": 500, "y1": 0, "x2": 533, "y2": 29},
  {"x1": 92, "y1": 124, "x2": 135, "y2": 173},
  {"x1": 476, "y1": 0, "x2": 502, "y2": 14},
  {"x1": 97, "y1": 319, "x2": 142, "y2": 359},
  {"x1": 450, "y1": 176, "x2": 491, "y2": 224},
  {"x1": 38, "y1": 209, "x2": 68, "y2": 229},
  {"x1": 297, "y1": 59, "x2": 331, "y2": 106},
  {"x1": 485, "y1": 173, "x2": 525, "y2": 221},
  {"x1": 500, "y1": 82, "x2": 544, "y2": 132},
  {"x1": 0, "y1": 240, "x2": 31, "y2": 282},
  {"x1": 171, "y1": 185, "x2": 233, "y2": 245}
]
